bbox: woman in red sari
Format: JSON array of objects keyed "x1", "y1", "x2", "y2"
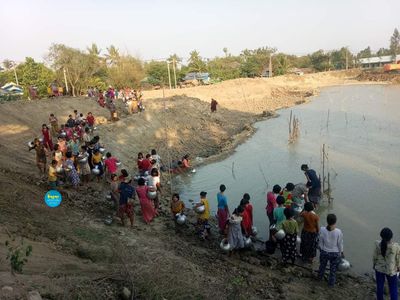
[
  {"x1": 135, "y1": 177, "x2": 157, "y2": 224},
  {"x1": 240, "y1": 193, "x2": 253, "y2": 237},
  {"x1": 41, "y1": 124, "x2": 53, "y2": 151}
]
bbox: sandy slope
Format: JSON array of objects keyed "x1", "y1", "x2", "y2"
[{"x1": 143, "y1": 70, "x2": 363, "y2": 114}]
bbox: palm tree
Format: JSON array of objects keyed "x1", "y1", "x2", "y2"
[
  {"x1": 87, "y1": 43, "x2": 101, "y2": 56},
  {"x1": 105, "y1": 45, "x2": 120, "y2": 66}
]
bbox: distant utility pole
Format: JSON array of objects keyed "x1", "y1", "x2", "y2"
[
  {"x1": 269, "y1": 54, "x2": 273, "y2": 77},
  {"x1": 172, "y1": 59, "x2": 177, "y2": 89},
  {"x1": 167, "y1": 61, "x2": 172, "y2": 90},
  {"x1": 345, "y1": 50, "x2": 349, "y2": 70},
  {"x1": 13, "y1": 67, "x2": 19, "y2": 85},
  {"x1": 12, "y1": 61, "x2": 19, "y2": 85},
  {"x1": 63, "y1": 68, "x2": 69, "y2": 94}
]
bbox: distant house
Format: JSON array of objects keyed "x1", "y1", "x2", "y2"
[
  {"x1": 1, "y1": 82, "x2": 23, "y2": 95},
  {"x1": 261, "y1": 67, "x2": 271, "y2": 77},
  {"x1": 183, "y1": 72, "x2": 210, "y2": 83},
  {"x1": 359, "y1": 55, "x2": 400, "y2": 68}
]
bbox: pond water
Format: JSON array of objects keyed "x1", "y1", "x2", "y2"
[{"x1": 174, "y1": 84, "x2": 400, "y2": 273}]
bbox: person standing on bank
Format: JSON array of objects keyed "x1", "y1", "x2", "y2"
[
  {"x1": 373, "y1": 227, "x2": 400, "y2": 300},
  {"x1": 217, "y1": 184, "x2": 230, "y2": 234},
  {"x1": 266, "y1": 184, "x2": 281, "y2": 226},
  {"x1": 301, "y1": 164, "x2": 321, "y2": 208},
  {"x1": 318, "y1": 213, "x2": 344, "y2": 287},
  {"x1": 210, "y1": 98, "x2": 218, "y2": 112}
]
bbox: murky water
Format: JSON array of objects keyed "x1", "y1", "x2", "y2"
[{"x1": 175, "y1": 84, "x2": 400, "y2": 273}]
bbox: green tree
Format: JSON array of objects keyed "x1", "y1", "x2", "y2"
[
  {"x1": 48, "y1": 44, "x2": 101, "y2": 96},
  {"x1": 207, "y1": 56, "x2": 241, "y2": 80},
  {"x1": 390, "y1": 28, "x2": 400, "y2": 61},
  {"x1": 105, "y1": 45, "x2": 120, "y2": 66},
  {"x1": 376, "y1": 48, "x2": 391, "y2": 57},
  {"x1": 145, "y1": 60, "x2": 169, "y2": 85},
  {"x1": 239, "y1": 47, "x2": 276, "y2": 77},
  {"x1": 16, "y1": 57, "x2": 54, "y2": 97},
  {"x1": 309, "y1": 50, "x2": 330, "y2": 71},
  {"x1": 357, "y1": 46, "x2": 372, "y2": 58},
  {"x1": 108, "y1": 55, "x2": 144, "y2": 88},
  {"x1": 273, "y1": 53, "x2": 290, "y2": 75},
  {"x1": 87, "y1": 43, "x2": 101, "y2": 56},
  {"x1": 330, "y1": 47, "x2": 353, "y2": 70},
  {"x1": 188, "y1": 50, "x2": 206, "y2": 73}
]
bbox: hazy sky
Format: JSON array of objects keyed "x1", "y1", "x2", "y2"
[{"x1": 1, "y1": 0, "x2": 399, "y2": 63}]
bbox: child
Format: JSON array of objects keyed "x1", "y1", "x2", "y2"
[
  {"x1": 196, "y1": 191, "x2": 210, "y2": 239},
  {"x1": 29, "y1": 138, "x2": 47, "y2": 174},
  {"x1": 140, "y1": 154, "x2": 152, "y2": 175},
  {"x1": 104, "y1": 152, "x2": 118, "y2": 179},
  {"x1": 150, "y1": 149, "x2": 162, "y2": 170},
  {"x1": 82, "y1": 127, "x2": 91, "y2": 146},
  {"x1": 66, "y1": 115, "x2": 75, "y2": 128},
  {"x1": 281, "y1": 208, "x2": 299, "y2": 265},
  {"x1": 86, "y1": 112, "x2": 95, "y2": 131},
  {"x1": 57, "y1": 136, "x2": 67, "y2": 155},
  {"x1": 137, "y1": 152, "x2": 144, "y2": 173},
  {"x1": 171, "y1": 193, "x2": 185, "y2": 219},
  {"x1": 118, "y1": 177, "x2": 135, "y2": 227},
  {"x1": 110, "y1": 174, "x2": 119, "y2": 211},
  {"x1": 240, "y1": 193, "x2": 253, "y2": 237},
  {"x1": 41, "y1": 124, "x2": 53, "y2": 151},
  {"x1": 227, "y1": 206, "x2": 245, "y2": 255},
  {"x1": 282, "y1": 182, "x2": 295, "y2": 208},
  {"x1": 217, "y1": 184, "x2": 230, "y2": 234},
  {"x1": 273, "y1": 195, "x2": 286, "y2": 229},
  {"x1": 147, "y1": 168, "x2": 161, "y2": 211},
  {"x1": 78, "y1": 146, "x2": 91, "y2": 184},
  {"x1": 182, "y1": 154, "x2": 190, "y2": 169},
  {"x1": 53, "y1": 144, "x2": 63, "y2": 167},
  {"x1": 49, "y1": 113, "x2": 59, "y2": 137},
  {"x1": 136, "y1": 178, "x2": 157, "y2": 224},
  {"x1": 91, "y1": 149, "x2": 103, "y2": 182},
  {"x1": 64, "y1": 151, "x2": 80, "y2": 189},
  {"x1": 48, "y1": 160, "x2": 59, "y2": 189},
  {"x1": 266, "y1": 184, "x2": 281, "y2": 225}
]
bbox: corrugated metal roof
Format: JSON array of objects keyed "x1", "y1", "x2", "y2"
[{"x1": 359, "y1": 55, "x2": 400, "y2": 64}]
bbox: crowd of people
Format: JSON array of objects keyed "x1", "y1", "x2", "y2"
[
  {"x1": 183, "y1": 164, "x2": 400, "y2": 296},
  {"x1": 87, "y1": 86, "x2": 145, "y2": 116},
  {"x1": 29, "y1": 106, "x2": 400, "y2": 297}
]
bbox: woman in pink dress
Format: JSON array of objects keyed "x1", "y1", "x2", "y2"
[{"x1": 135, "y1": 177, "x2": 157, "y2": 224}]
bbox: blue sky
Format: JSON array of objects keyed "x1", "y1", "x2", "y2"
[{"x1": 0, "y1": 0, "x2": 399, "y2": 63}]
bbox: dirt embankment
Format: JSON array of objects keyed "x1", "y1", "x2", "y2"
[
  {"x1": 143, "y1": 70, "x2": 364, "y2": 114},
  {"x1": 356, "y1": 70, "x2": 400, "y2": 84},
  {"x1": 0, "y1": 71, "x2": 379, "y2": 299}
]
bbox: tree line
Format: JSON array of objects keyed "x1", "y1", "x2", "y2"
[{"x1": 1, "y1": 28, "x2": 399, "y2": 98}]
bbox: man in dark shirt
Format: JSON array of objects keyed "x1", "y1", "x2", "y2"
[
  {"x1": 67, "y1": 115, "x2": 75, "y2": 128},
  {"x1": 301, "y1": 164, "x2": 321, "y2": 207}
]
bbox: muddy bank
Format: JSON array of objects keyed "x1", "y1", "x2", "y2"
[{"x1": 0, "y1": 72, "x2": 383, "y2": 299}]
